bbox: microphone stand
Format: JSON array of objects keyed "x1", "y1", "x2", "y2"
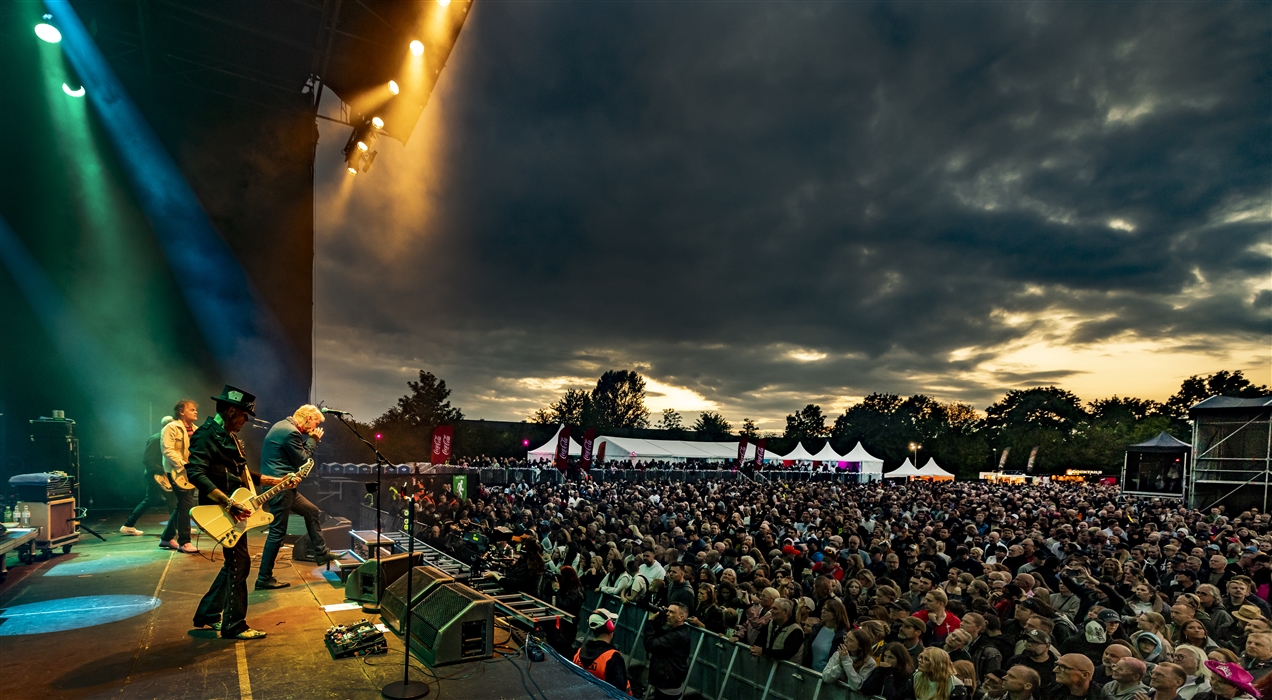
[
  {"x1": 383, "y1": 480, "x2": 429, "y2": 699},
  {"x1": 334, "y1": 413, "x2": 387, "y2": 613}
]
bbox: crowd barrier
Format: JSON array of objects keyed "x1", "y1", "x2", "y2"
[
  {"x1": 572, "y1": 591, "x2": 874, "y2": 700},
  {"x1": 320, "y1": 463, "x2": 874, "y2": 487}
]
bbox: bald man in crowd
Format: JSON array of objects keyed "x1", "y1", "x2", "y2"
[
  {"x1": 1050, "y1": 653, "x2": 1102, "y2": 700},
  {"x1": 1102, "y1": 656, "x2": 1149, "y2": 700}
]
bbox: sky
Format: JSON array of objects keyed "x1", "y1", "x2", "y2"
[{"x1": 313, "y1": 1, "x2": 1271, "y2": 433}]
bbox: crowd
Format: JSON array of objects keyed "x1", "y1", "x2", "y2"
[{"x1": 409, "y1": 477, "x2": 1272, "y2": 700}]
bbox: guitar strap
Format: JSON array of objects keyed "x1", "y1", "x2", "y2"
[{"x1": 232, "y1": 432, "x2": 259, "y2": 499}]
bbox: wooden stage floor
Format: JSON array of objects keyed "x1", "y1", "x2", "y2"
[{"x1": 0, "y1": 511, "x2": 599, "y2": 700}]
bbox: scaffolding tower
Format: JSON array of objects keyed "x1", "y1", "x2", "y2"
[{"x1": 1187, "y1": 396, "x2": 1272, "y2": 512}]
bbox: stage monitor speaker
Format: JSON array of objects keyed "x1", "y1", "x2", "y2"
[
  {"x1": 407, "y1": 583, "x2": 494, "y2": 666},
  {"x1": 381, "y1": 566, "x2": 455, "y2": 633},
  {"x1": 292, "y1": 516, "x2": 352, "y2": 562},
  {"x1": 344, "y1": 551, "x2": 422, "y2": 604}
]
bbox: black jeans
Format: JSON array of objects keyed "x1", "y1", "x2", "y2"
[
  {"x1": 194, "y1": 533, "x2": 251, "y2": 637},
  {"x1": 257, "y1": 489, "x2": 328, "y2": 581},
  {"x1": 161, "y1": 487, "x2": 198, "y2": 544},
  {"x1": 124, "y1": 473, "x2": 175, "y2": 527}
]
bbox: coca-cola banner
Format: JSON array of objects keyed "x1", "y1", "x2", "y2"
[
  {"x1": 430, "y1": 425, "x2": 454, "y2": 464},
  {"x1": 596, "y1": 440, "x2": 607, "y2": 466},
  {"x1": 736, "y1": 436, "x2": 749, "y2": 468},
  {"x1": 580, "y1": 428, "x2": 598, "y2": 471},
  {"x1": 754, "y1": 438, "x2": 767, "y2": 469},
  {"x1": 554, "y1": 426, "x2": 572, "y2": 472}
]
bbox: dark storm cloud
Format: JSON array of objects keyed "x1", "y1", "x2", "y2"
[{"x1": 315, "y1": 1, "x2": 1270, "y2": 423}]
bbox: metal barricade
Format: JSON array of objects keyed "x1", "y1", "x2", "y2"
[{"x1": 570, "y1": 591, "x2": 873, "y2": 700}]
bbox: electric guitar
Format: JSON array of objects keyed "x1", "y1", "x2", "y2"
[{"x1": 191, "y1": 459, "x2": 314, "y2": 548}]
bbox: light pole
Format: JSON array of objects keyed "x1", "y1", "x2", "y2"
[{"x1": 909, "y1": 442, "x2": 921, "y2": 466}]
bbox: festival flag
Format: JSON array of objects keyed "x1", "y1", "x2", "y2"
[
  {"x1": 596, "y1": 440, "x2": 607, "y2": 466},
  {"x1": 1026, "y1": 446, "x2": 1039, "y2": 474},
  {"x1": 736, "y1": 436, "x2": 749, "y2": 469},
  {"x1": 430, "y1": 425, "x2": 454, "y2": 464},
  {"x1": 997, "y1": 447, "x2": 1011, "y2": 470},
  {"x1": 754, "y1": 438, "x2": 767, "y2": 470},
  {"x1": 554, "y1": 426, "x2": 572, "y2": 472},
  {"x1": 580, "y1": 428, "x2": 598, "y2": 471}
]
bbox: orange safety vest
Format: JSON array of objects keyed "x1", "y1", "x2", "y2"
[{"x1": 572, "y1": 647, "x2": 631, "y2": 694}]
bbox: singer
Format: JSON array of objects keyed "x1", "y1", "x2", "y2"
[{"x1": 255, "y1": 404, "x2": 338, "y2": 590}]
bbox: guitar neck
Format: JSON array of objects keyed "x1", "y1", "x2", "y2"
[{"x1": 246, "y1": 461, "x2": 312, "y2": 509}]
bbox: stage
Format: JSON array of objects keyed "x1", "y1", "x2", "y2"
[{"x1": 0, "y1": 510, "x2": 601, "y2": 700}]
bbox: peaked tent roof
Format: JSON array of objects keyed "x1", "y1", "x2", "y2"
[
  {"x1": 778, "y1": 442, "x2": 818, "y2": 462},
  {"x1": 1189, "y1": 395, "x2": 1272, "y2": 416},
  {"x1": 884, "y1": 458, "x2": 921, "y2": 478},
  {"x1": 1128, "y1": 431, "x2": 1191, "y2": 452},
  {"x1": 917, "y1": 458, "x2": 955, "y2": 478},
  {"x1": 810, "y1": 443, "x2": 843, "y2": 462},
  {"x1": 527, "y1": 425, "x2": 582, "y2": 458},
  {"x1": 841, "y1": 442, "x2": 884, "y2": 463}
]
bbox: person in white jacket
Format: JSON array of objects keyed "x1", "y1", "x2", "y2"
[
  {"x1": 823, "y1": 628, "x2": 877, "y2": 690},
  {"x1": 159, "y1": 399, "x2": 200, "y2": 553},
  {"x1": 600, "y1": 558, "x2": 633, "y2": 598}
]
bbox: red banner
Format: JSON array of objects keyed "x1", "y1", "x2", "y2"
[
  {"x1": 430, "y1": 425, "x2": 454, "y2": 464},
  {"x1": 580, "y1": 428, "x2": 598, "y2": 471},
  {"x1": 736, "y1": 436, "x2": 749, "y2": 469},
  {"x1": 596, "y1": 440, "x2": 607, "y2": 466},
  {"x1": 554, "y1": 426, "x2": 571, "y2": 472},
  {"x1": 754, "y1": 438, "x2": 767, "y2": 470}
]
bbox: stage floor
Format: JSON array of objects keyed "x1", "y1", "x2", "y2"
[{"x1": 0, "y1": 511, "x2": 600, "y2": 700}]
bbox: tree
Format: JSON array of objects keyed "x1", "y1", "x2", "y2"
[
  {"x1": 379, "y1": 370, "x2": 464, "y2": 428},
  {"x1": 1163, "y1": 370, "x2": 1269, "y2": 418},
  {"x1": 785, "y1": 404, "x2": 829, "y2": 438},
  {"x1": 740, "y1": 418, "x2": 760, "y2": 440},
  {"x1": 983, "y1": 387, "x2": 1087, "y2": 473},
  {"x1": 531, "y1": 388, "x2": 592, "y2": 426},
  {"x1": 656, "y1": 408, "x2": 683, "y2": 431},
  {"x1": 694, "y1": 411, "x2": 732, "y2": 437},
  {"x1": 1088, "y1": 396, "x2": 1161, "y2": 423},
  {"x1": 590, "y1": 370, "x2": 650, "y2": 429}
]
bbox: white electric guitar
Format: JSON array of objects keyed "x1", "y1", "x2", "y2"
[{"x1": 191, "y1": 459, "x2": 314, "y2": 548}]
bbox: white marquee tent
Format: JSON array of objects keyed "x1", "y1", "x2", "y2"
[
  {"x1": 916, "y1": 458, "x2": 955, "y2": 480},
  {"x1": 842, "y1": 442, "x2": 885, "y2": 482},
  {"x1": 591, "y1": 436, "x2": 764, "y2": 464},
  {"x1": 527, "y1": 426, "x2": 582, "y2": 461},
  {"x1": 777, "y1": 441, "x2": 818, "y2": 463},
  {"x1": 810, "y1": 443, "x2": 843, "y2": 464},
  {"x1": 883, "y1": 458, "x2": 921, "y2": 479}
]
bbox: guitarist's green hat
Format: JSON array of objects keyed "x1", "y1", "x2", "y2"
[{"x1": 211, "y1": 384, "x2": 257, "y2": 416}]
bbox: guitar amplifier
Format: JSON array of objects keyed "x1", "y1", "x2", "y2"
[
  {"x1": 343, "y1": 551, "x2": 422, "y2": 605},
  {"x1": 407, "y1": 583, "x2": 494, "y2": 666},
  {"x1": 18, "y1": 497, "x2": 78, "y2": 547},
  {"x1": 381, "y1": 566, "x2": 455, "y2": 633}
]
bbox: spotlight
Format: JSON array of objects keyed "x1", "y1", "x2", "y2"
[
  {"x1": 347, "y1": 166, "x2": 358, "y2": 175},
  {"x1": 342, "y1": 118, "x2": 379, "y2": 175},
  {"x1": 35, "y1": 15, "x2": 62, "y2": 43},
  {"x1": 387, "y1": 80, "x2": 400, "y2": 95},
  {"x1": 357, "y1": 140, "x2": 369, "y2": 152},
  {"x1": 438, "y1": 0, "x2": 451, "y2": 6},
  {"x1": 371, "y1": 117, "x2": 384, "y2": 129},
  {"x1": 410, "y1": 40, "x2": 424, "y2": 56},
  {"x1": 62, "y1": 83, "x2": 85, "y2": 98}
]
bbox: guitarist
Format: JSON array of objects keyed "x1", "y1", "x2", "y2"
[
  {"x1": 120, "y1": 416, "x2": 176, "y2": 537},
  {"x1": 159, "y1": 399, "x2": 200, "y2": 553},
  {"x1": 187, "y1": 385, "x2": 293, "y2": 640},
  {"x1": 256, "y1": 404, "x2": 338, "y2": 590}
]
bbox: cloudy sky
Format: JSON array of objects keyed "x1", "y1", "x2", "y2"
[{"x1": 313, "y1": 1, "x2": 1270, "y2": 432}]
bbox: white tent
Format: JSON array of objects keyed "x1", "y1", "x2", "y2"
[
  {"x1": 883, "y1": 458, "x2": 921, "y2": 479},
  {"x1": 594, "y1": 436, "x2": 762, "y2": 463},
  {"x1": 917, "y1": 458, "x2": 955, "y2": 480},
  {"x1": 842, "y1": 442, "x2": 885, "y2": 482},
  {"x1": 777, "y1": 441, "x2": 818, "y2": 462},
  {"x1": 810, "y1": 443, "x2": 843, "y2": 464},
  {"x1": 527, "y1": 425, "x2": 582, "y2": 461}
]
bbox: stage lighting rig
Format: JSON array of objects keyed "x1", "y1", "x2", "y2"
[
  {"x1": 342, "y1": 118, "x2": 379, "y2": 175},
  {"x1": 35, "y1": 15, "x2": 62, "y2": 43}
]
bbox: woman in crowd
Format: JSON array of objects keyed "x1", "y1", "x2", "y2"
[
  {"x1": 913, "y1": 648, "x2": 964, "y2": 700},
  {"x1": 1182, "y1": 619, "x2": 1222, "y2": 652},
  {"x1": 862, "y1": 643, "x2": 915, "y2": 700},
  {"x1": 822, "y1": 628, "x2": 876, "y2": 690},
  {"x1": 805, "y1": 598, "x2": 852, "y2": 672},
  {"x1": 1138, "y1": 612, "x2": 1175, "y2": 654},
  {"x1": 598, "y1": 557, "x2": 631, "y2": 597}
]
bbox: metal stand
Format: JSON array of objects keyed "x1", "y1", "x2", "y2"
[
  {"x1": 382, "y1": 480, "x2": 429, "y2": 699},
  {"x1": 334, "y1": 414, "x2": 388, "y2": 613}
]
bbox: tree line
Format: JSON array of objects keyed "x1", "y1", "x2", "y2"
[{"x1": 320, "y1": 368, "x2": 1267, "y2": 476}]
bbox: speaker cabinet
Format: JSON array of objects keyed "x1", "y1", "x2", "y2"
[
  {"x1": 343, "y1": 551, "x2": 422, "y2": 604},
  {"x1": 381, "y1": 566, "x2": 455, "y2": 633},
  {"x1": 407, "y1": 583, "x2": 494, "y2": 666},
  {"x1": 292, "y1": 516, "x2": 352, "y2": 562}
]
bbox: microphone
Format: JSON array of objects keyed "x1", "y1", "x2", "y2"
[{"x1": 320, "y1": 407, "x2": 351, "y2": 416}]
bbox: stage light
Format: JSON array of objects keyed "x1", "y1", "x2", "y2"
[
  {"x1": 347, "y1": 166, "x2": 358, "y2": 175},
  {"x1": 371, "y1": 116, "x2": 384, "y2": 129},
  {"x1": 357, "y1": 140, "x2": 369, "y2": 152},
  {"x1": 410, "y1": 40, "x2": 424, "y2": 56},
  {"x1": 438, "y1": 0, "x2": 451, "y2": 6},
  {"x1": 387, "y1": 80, "x2": 400, "y2": 95},
  {"x1": 62, "y1": 83, "x2": 85, "y2": 97},
  {"x1": 35, "y1": 16, "x2": 62, "y2": 43}
]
